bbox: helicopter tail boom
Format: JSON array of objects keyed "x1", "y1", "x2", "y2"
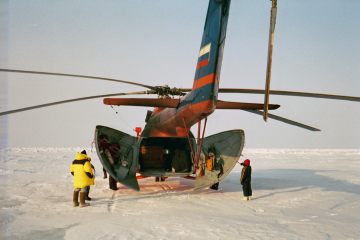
[{"x1": 189, "y1": 0, "x2": 231, "y2": 114}]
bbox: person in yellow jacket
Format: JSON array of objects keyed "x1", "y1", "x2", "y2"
[{"x1": 70, "y1": 150, "x2": 95, "y2": 207}]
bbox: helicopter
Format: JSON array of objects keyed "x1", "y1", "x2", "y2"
[{"x1": 1, "y1": 0, "x2": 359, "y2": 191}]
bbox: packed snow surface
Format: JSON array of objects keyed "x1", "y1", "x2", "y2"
[{"x1": 1, "y1": 148, "x2": 359, "y2": 240}]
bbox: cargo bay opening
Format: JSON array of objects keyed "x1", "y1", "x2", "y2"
[{"x1": 139, "y1": 137, "x2": 193, "y2": 175}]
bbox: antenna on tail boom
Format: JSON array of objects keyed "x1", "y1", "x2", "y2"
[{"x1": 263, "y1": 0, "x2": 278, "y2": 121}]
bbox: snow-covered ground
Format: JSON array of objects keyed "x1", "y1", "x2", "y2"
[{"x1": 0, "y1": 148, "x2": 359, "y2": 240}]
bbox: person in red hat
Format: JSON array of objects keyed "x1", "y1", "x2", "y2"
[{"x1": 240, "y1": 159, "x2": 252, "y2": 200}]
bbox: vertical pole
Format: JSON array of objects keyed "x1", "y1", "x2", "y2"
[
  {"x1": 198, "y1": 117, "x2": 207, "y2": 156},
  {"x1": 195, "y1": 118, "x2": 208, "y2": 173},
  {"x1": 194, "y1": 120, "x2": 202, "y2": 173},
  {"x1": 182, "y1": 118, "x2": 195, "y2": 165},
  {"x1": 197, "y1": 120, "x2": 202, "y2": 146}
]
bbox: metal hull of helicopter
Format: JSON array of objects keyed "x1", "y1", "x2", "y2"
[{"x1": 95, "y1": 125, "x2": 244, "y2": 191}]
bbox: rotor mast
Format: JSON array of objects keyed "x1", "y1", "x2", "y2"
[{"x1": 263, "y1": 0, "x2": 278, "y2": 121}]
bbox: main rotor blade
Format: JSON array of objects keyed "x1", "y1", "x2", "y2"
[
  {"x1": 263, "y1": 0, "x2": 278, "y2": 121},
  {"x1": 0, "y1": 91, "x2": 148, "y2": 116},
  {"x1": 0, "y1": 68, "x2": 155, "y2": 90},
  {"x1": 178, "y1": 88, "x2": 192, "y2": 92},
  {"x1": 103, "y1": 98, "x2": 180, "y2": 108},
  {"x1": 218, "y1": 89, "x2": 360, "y2": 102},
  {"x1": 243, "y1": 109, "x2": 321, "y2": 132},
  {"x1": 216, "y1": 100, "x2": 280, "y2": 110}
]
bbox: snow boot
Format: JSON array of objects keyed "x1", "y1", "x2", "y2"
[
  {"x1": 86, "y1": 194, "x2": 92, "y2": 201},
  {"x1": 73, "y1": 191, "x2": 79, "y2": 207},
  {"x1": 242, "y1": 196, "x2": 249, "y2": 201},
  {"x1": 109, "y1": 176, "x2": 118, "y2": 190},
  {"x1": 85, "y1": 187, "x2": 92, "y2": 201},
  {"x1": 210, "y1": 182, "x2": 219, "y2": 190},
  {"x1": 79, "y1": 192, "x2": 90, "y2": 208},
  {"x1": 103, "y1": 168, "x2": 108, "y2": 179}
]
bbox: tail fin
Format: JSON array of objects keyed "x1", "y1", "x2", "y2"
[{"x1": 192, "y1": 0, "x2": 231, "y2": 105}]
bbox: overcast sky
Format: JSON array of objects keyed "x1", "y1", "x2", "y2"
[{"x1": 0, "y1": 0, "x2": 359, "y2": 148}]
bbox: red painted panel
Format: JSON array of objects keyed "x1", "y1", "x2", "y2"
[
  {"x1": 192, "y1": 73, "x2": 215, "y2": 89},
  {"x1": 196, "y1": 59, "x2": 209, "y2": 69}
]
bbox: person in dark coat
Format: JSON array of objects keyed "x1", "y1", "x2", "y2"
[
  {"x1": 240, "y1": 159, "x2": 252, "y2": 200},
  {"x1": 209, "y1": 152, "x2": 224, "y2": 190},
  {"x1": 98, "y1": 134, "x2": 119, "y2": 190}
]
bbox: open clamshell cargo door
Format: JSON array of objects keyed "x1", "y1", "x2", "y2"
[
  {"x1": 95, "y1": 125, "x2": 140, "y2": 191},
  {"x1": 195, "y1": 129, "x2": 245, "y2": 189}
]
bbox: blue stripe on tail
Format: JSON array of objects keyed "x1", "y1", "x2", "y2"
[{"x1": 192, "y1": 0, "x2": 231, "y2": 104}]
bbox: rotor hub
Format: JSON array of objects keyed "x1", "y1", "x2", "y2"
[{"x1": 148, "y1": 85, "x2": 186, "y2": 98}]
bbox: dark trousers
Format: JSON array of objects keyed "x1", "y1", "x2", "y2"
[
  {"x1": 210, "y1": 182, "x2": 219, "y2": 190},
  {"x1": 85, "y1": 186, "x2": 90, "y2": 195},
  {"x1": 109, "y1": 175, "x2": 118, "y2": 190},
  {"x1": 242, "y1": 182, "x2": 252, "y2": 197}
]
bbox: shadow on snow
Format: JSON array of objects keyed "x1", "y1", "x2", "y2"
[{"x1": 222, "y1": 169, "x2": 360, "y2": 196}]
